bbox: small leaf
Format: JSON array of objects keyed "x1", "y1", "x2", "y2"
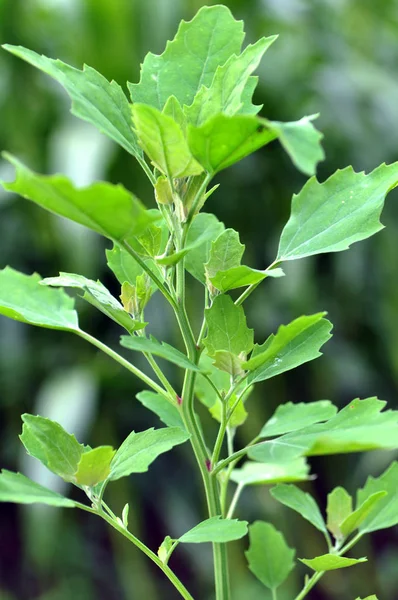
[
  {"x1": 326, "y1": 487, "x2": 353, "y2": 540},
  {"x1": 158, "y1": 535, "x2": 174, "y2": 563},
  {"x1": 210, "y1": 266, "x2": 267, "y2": 292},
  {"x1": 357, "y1": 462, "x2": 398, "y2": 534},
  {"x1": 136, "y1": 391, "x2": 184, "y2": 429},
  {"x1": 277, "y1": 163, "x2": 398, "y2": 262},
  {"x1": 3, "y1": 45, "x2": 142, "y2": 158},
  {"x1": 245, "y1": 521, "x2": 295, "y2": 591},
  {"x1": 179, "y1": 516, "x2": 248, "y2": 544},
  {"x1": 270, "y1": 484, "x2": 327, "y2": 533},
  {"x1": 41, "y1": 273, "x2": 146, "y2": 334},
  {"x1": 300, "y1": 555, "x2": 367, "y2": 572},
  {"x1": 245, "y1": 314, "x2": 332, "y2": 384},
  {"x1": 106, "y1": 244, "x2": 145, "y2": 286},
  {"x1": 109, "y1": 427, "x2": 190, "y2": 481},
  {"x1": 355, "y1": 596, "x2": 378, "y2": 600},
  {"x1": 132, "y1": 104, "x2": 202, "y2": 179},
  {"x1": 120, "y1": 335, "x2": 202, "y2": 372},
  {"x1": 260, "y1": 401, "x2": 337, "y2": 438},
  {"x1": 0, "y1": 268, "x2": 78, "y2": 331},
  {"x1": 162, "y1": 96, "x2": 186, "y2": 132},
  {"x1": 0, "y1": 471, "x2": 76, "y2": 507},
  {"x1": 340, "y1": 492, "x2": 387, "y2": 538},
  {"x1": 20, "y1": 414, "x2": 83, "y2": 482},
  {"x1": 185, "y1": 213, "x2": 225, "y2": 283},
  {"x1": 74, "y1": 446, "x2": 116, "y2": 487},
  {"x1": 230, "y1": 459, "x2": 310, "y2": 486}
]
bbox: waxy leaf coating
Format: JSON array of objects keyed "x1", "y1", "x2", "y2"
[{"x1": 179, "y1": 516, "x2": 248, "y2": 544}]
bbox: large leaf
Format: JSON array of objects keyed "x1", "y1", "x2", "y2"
[
  {"x1": 3, "y1": 45, "x2": 142, "y2": 158},
  {"x1": 41, "y1": 273, "x2": 146, "y2": 334},
  {"x1": 245, "y1": 314, "x2": 332, "y2": 384},
  {"x1": 2, "y1": 154, "x2": 157, "y2": 246},
  {"x1": 356, "y1": 462, "x2": 398, "y2": 534},
  {"x1": 136, "y1": 391, "x2": 185, "y2": 429},
  {"x1": 270, "y1": 484, "x2": 327, "y2": 533},
  {"x1": 132, "y1": 104, "x2": 202, "y2": 178},
  {"x1": 179, "y1": 516, "x2": 248, "y2": 543},
  {"x1": 300, "y1": 555, "x2": 367, "y2": 572},
  {"x1": 128, "y1": 5, "x2": 245, "y2": 109},
  {"x1": 0, "y1": 471, "x2": 76, "y2": 507},
  {"x1": 259, "y1": 401, "x2": 337, "y2": 438},
  {"x1": 120, "y1": 335, "x2": 202, "y2": 372},
  {"x1": 277, "y1": 163, "x2": 398, "y2": 262},
  {"x1": 245, "y1": 522, "x2": 295, "y2": 591},
  {"x1": 326, "y1": 487, "x2": 353, "y2": 540},
  {"x1": 0, "y1": 268, "x2": 78, "y2": 331},
  {"x1": 109, "y1": 427, "x2": 190, "y2": 481},
  {"x1": 185, "y1": 213, "x2": 225, "y2": 283},
  {"x1": 230, "y1": 459, "x2": 310, "y2": 486}
]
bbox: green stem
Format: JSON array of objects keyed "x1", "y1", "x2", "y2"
[
  {"x1": 137, "y1": 156, "x2": 156, "y2": 186},
  {"x1": 212, "y1": 447, "x2": 249, "y2": 476},
  {"x1": 226, "y1": 483, "x2": 244, "y2": 519},
  {"x1": 235, "y1": 282, "x2": 262, "y2": 307},
  {"x1": 272, "y1": 588, "x2": 278, "y2": 600}
]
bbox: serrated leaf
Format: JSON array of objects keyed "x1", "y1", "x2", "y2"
[
  {"x1": 0, "y1": 471, "x2": 76, "y2": 507},
  {"x1": 20, "y1": 414, "x2": 83, "y2": 481},
  {"x1": 120, "y1": 335, "x2": 202, "y2": 372},
  {"x1": 3, "y1": 45, "x2": 142, "y2": 158},
  {"x1": 179, "y1": 516, "x2": 248, "y2": 544},
  {"x1": 270, "y1": 484, "x2": 327, "y2": 533},
  {"x1": 356, "y1": 462, "x2": 398, "y2": 534},
  {"x1": 41, "y1": 273, "x2": 146, "y2": 334},
  {"x1": 74, "y1": 446, "x2": 116, "y2": 487},
  {"x1": 326, "y1": 487, "x2": 353, "y2": 540},
  {"x1": 230, "y1": 459, "x2": 310, "y2": 486},
  {"x1": 300, "y1": 555, "x2": 367, "y2": 572},
  {"x1": 185, "y1": 213, "x2": 225, "y2": 283},
  {"x1": 340, "y1": 492, "x2": 387, "y2": 537},
  {"x1": 136, "y1": 391, "x2": 185, "y2": 429},
  {"x1": 2, "y1": 154, "x2": 157, "y2": 247},
  {"x1": 277, "y1": 163, "x2": 398, "y2": 262},
  {"x1": 132, "y1": 104, "x2": 202, "y2": 179},
  {"x1": 245, "y1": 521, "x2": 295, "y2": 591},
  {"x1": 128, "y1": 5, "x2": 244, "y2": 110},
  {"x1": 260, "y1": 401, "x2": 337, "y2": 438},
  {"x1": 245, "y1": 314, "x2": 332, "y2": 384},
  {"x1": 0, "y1": 267, "x2": 79, "y2": 331},
  {"x1": 109, "y1": 427, "x2": 190, "y2": 481}
]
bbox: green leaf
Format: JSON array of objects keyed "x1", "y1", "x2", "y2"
[
  {"x1": 245, "y1": 314, "x2": 332, "y2": 384},
  {"x1": 162, "y1": 96, "x2": 187, "y2": 133},
  {"x1": 128, "y1": 5, "x2": 245, "y2": 110},
  {"x1": 230, "y1": 459, "x2": 310, "y2": 486},
  {"x1": 203, "y1": 295, "x2": 253, "y2": 375},
  {"x1": 132, "y1": 104, "x2": 202, "y2": 179},
  {"x1": 357, "y1": 462, "x2": 398, "y2": 534},
  {"x1": 20, "y1": 414, "x2": 83, "y2": 482},
  {"x1": 2, "y1": 45, "x2": 142, "y2": 159},
  {"x1": 0, "y1": 471, "x2": 76, "y2": 507},
  {"x1": 185, "y1": 213, "x2": 225, "y2": 283},
  {"x1": 356, "y1": 596, "x2": 378, "y2": 600},
  {"x1": 2, "y1": 154, "x2": 157, "y2": 246},
  {"x1": 106, "y1": 244, "x2": 144, "y2": 286},
  {"x1": 326, "y1": 487, "x2": 353, "y2": 540},
  {"x1": 0, "y1": 267, "x2": 78, "y2": 331},
  {"x1": 188, "y1": 114, "x2": 277, "y2": 174},
  {"x1": 245, "y1": 521, "x2": 295, "y2": 591},
  {"x1": 277, "y1": 163, "x2": 398, "y2": 262},
  {"x1": 158, "y1": 535, "x2": 174, "y2": 563},
  {"x1": 74, "y1": 446, "x2": 116, "y2": 487},
  {"x1": 340, "y1": 492, "x2": 387, "y2": 537},
  {"x1": 266, "y1": 115, "x2": 324, "y2": 176},
  {"x1": 300, "y1": 555, "x2": 367, "y2": 572},
  {"x1": 260, "y1": 401, "x2": 337, "y2": 438},
  {"x1": 210, "y1": 388, "x2": 250, "y2": 428},
  {"x1": 120, "y1": 335, "x2": 202, "y2": 372},
  {"x1": 210, "y1": 266, "x2": 268, "y2": 293},
  {"x1": 41, "y1": 273, "x2": 146, "y2": 334},
  {"x1": 179, "y1": 516, "x2": 248, "y2": 544},
  {"x1": 109, "y1": 427, "x2": 190, "y2": 481},
  {"x1": 136, "y1": 391, "x2": 185, "y2": 429},
  {"x1": 185, "y1": 36, "x2": 277, "y2": 126},
  {"x1": 270, "y1": 483, "x2": 327, "y2": 533}
]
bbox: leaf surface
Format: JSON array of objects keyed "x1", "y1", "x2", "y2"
[
  {"x1": 260, "y1": 401, "x2": 337, "y2": 438},
  {"x1": 120, "y1": 335, "x2": 202, "y2": 371},
  {"x1": 357, "y1": 462, "x2": 398, "y2": 534},
  {"x1": 270, "y1": 483, "x2": 327, "y2": 533},
  {"x1": 0, "y1": 471, "x2": 76, "y2": 507},
  {"x1": 136, "y1": 391, "x2": 184, "y2": 429},
  {"x1": 74, "y1": 446, "x2": 116, "y2": 487},
  {"x1": 179, "y1": 516, "x2": 248, "y2": 543},
  {"x1": 230, "y1": 459, "x2": 310, "y2": 486},
  {"x1": 340, "y1": 492, "x2": 387, "y2": 537},
  {"x1": 300, "y1": 555, "x2": 367, "y2": 572},
  {"x1": 185, "y1": 214, "x2": 225, "y2": 283},
  {"x1": 326, "y1": 487, "x2": 353, "y2": 540}
]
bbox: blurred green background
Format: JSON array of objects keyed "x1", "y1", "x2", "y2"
[{"x1": 1, "y1": 0, "x2": 398, "y2": 598}]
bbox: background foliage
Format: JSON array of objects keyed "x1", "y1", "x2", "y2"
[{"x1": 1, "y1": 0, "x2": 398, "y2": 598}]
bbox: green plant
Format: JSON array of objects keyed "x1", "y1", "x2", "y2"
[{"x1": 0, "y1": 5, "x2": 397, "y2": 599}]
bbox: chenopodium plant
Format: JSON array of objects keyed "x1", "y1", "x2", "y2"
[{"x1": 0, "y1": 5, "x2": 397, "y2": 600}]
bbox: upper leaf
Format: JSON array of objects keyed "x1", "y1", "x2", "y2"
[
  {"x1": 0, "y1": 268, "x2": 79, "y2": 331},
  {"x1": 259, "y1": 401, "x2": 337, "y2": 438},
  {"x1": 2, "y1": 154, "x2": 157, "y2": 247},
  {"x1": 3, "y1": 45, "x2": 142, "y2": 158},
  {"x1": 270, "y1": 483, "x2": 327, "y2": 533},
  {"x1": 120, "y1": 334, "x2": 202, "y2": 372},
  {"x1": 277, "y1": 163, "x2": 398, "y2": 262},
  {"x1": 230, "y1": 459, "x2": 310, "y2": 486},
  {"x1": 185, "y1": 213, "x2": 225, "y2": 283},
  {"x1": 136, "y1": 391, "x2": 185, "y2": 429},
  {"x1": 326, "y1": 487, "x2": 353, "y2": 540},
  {"x1": 356, "y1": 462, "x2": 398, "y2": 534},
  {"x1": 128, "y1": 5, "x2": 245, "y2": 110},
  {"x1": 179, "y1": 516, "x2": 248, "y2": 544},
  {"x1": 245, "y1": 521, "x2": 295, "y2": 591},
  {"x1": 74, "y1": 446, "x2": 116, "y2": 487},
  {"x1": 300, "y1": 555, "x2": 367, "y2": 572},
  {"x1": 109, "y1": 427, "x2": 190, "y2": 481},
  {"x1": 244, "y1": 313, "x2": 332, "y2": 384},
  {"x1": 0, "y1": 471, "x2": 76, "y2": 507},
  {"x1": 339, "y1": 491, "x2": 387, "y2": 538}
]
